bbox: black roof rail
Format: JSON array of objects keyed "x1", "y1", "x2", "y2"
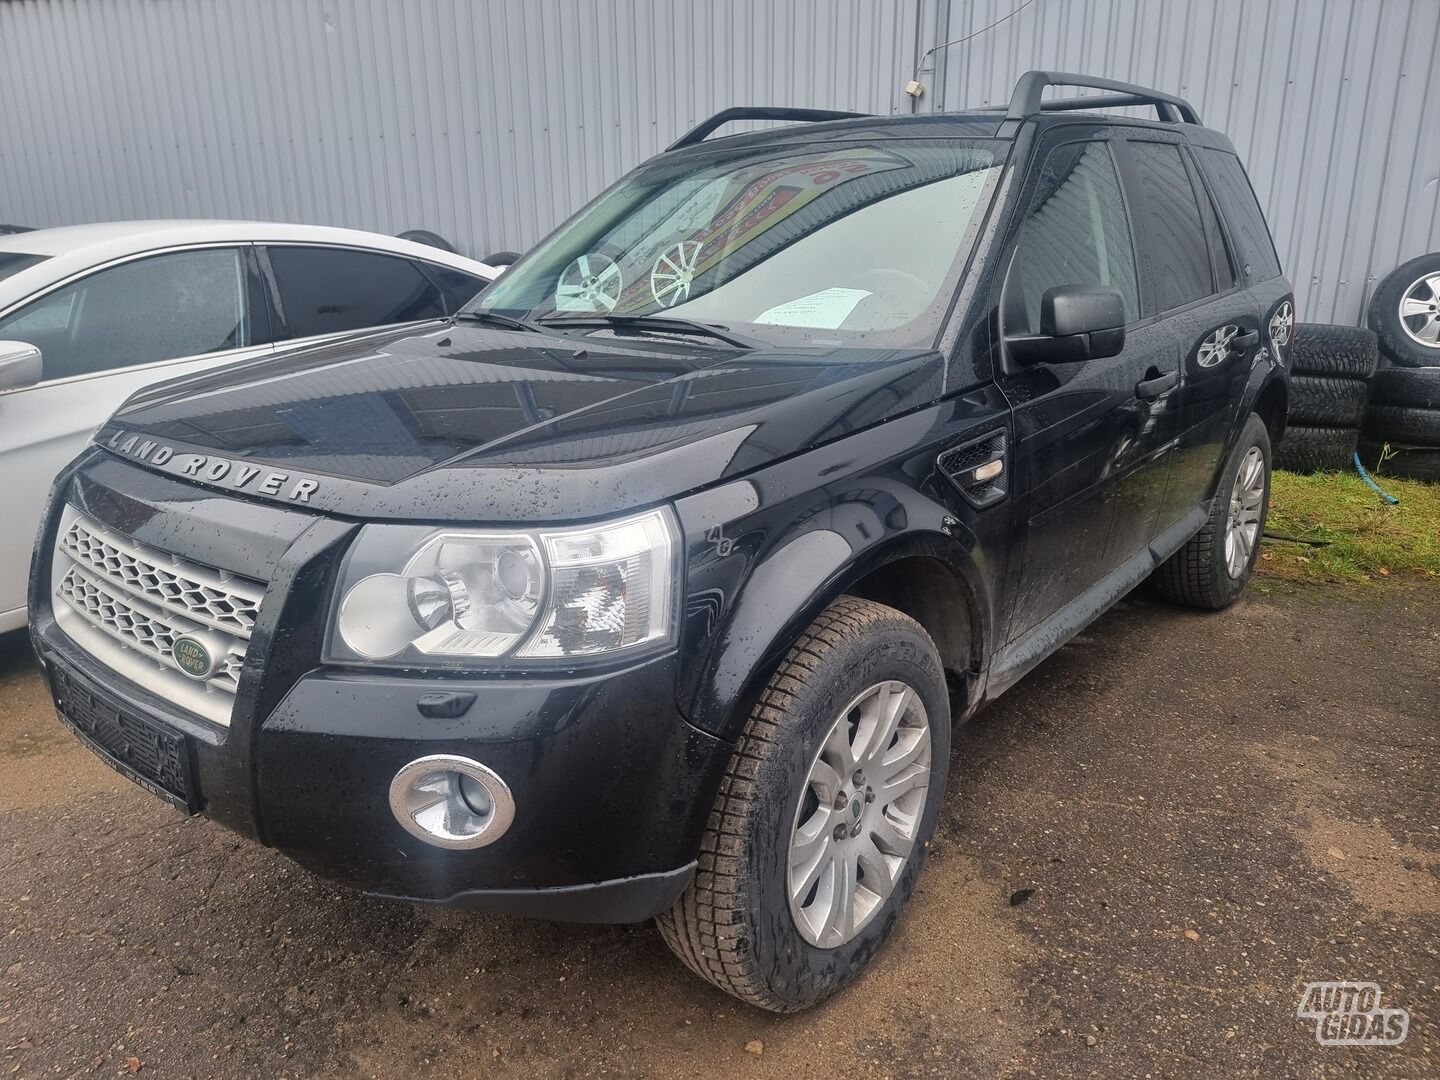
[
  {"x1": 1004, "y1": 70, "x2": 1202, "y2": 125},
  {"x1": 667, "y1": 107, "x2": 872, "y2": 151}
]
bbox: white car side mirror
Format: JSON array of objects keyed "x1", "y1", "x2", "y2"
[{"x1": 0, "y1": 340, "x2": 42, "y2": 391}]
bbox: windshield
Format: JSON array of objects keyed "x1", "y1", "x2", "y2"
[{"x1": 474, "y1": 139, "x2": 1002, "y2": 348}]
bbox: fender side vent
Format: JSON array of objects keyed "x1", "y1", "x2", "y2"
[{"x1": 938, "y1": 430, "x2": 1009, "y2": 508}]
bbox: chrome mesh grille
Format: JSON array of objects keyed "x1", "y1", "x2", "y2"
[
  {"x1": 51, "y1": 510, "x2": 266, "y2": 725},
  {"x1": 57, "y1": 569, "x2": 244, "y2": 694},
  {"x1": 60, "y1": 520, "x2": 261, "y2": 637}
]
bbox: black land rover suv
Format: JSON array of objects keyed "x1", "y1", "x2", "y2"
[{"x1": 30, "y1": 72, "x2": 1293, "y2": 1011}]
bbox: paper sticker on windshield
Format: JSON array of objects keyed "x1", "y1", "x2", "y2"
[{"x1": 755, "y1": 288, "x2": 871, "y2": 329}]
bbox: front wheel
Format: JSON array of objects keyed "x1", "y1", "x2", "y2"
[
  {"x1": 656, "y1": 596, "x2": 950, "y2": 1012},
  {"x1": 1152, "y1": 413, "x2": 1272, "y2": 610}
]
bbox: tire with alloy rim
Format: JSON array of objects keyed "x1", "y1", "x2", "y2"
[
  {"x1": 1362, "y1": 404, "x2": 1440, "y2": 447},
  {"x1": 1287, "y1": 323, "x2": 1379, "y2": 380},
  {"x1": 1288, "y1": 374, "x2": 1369, "y2": 427},
  {"x1": 1152, "y1": 413, "x2": 1271, "y2": 610},
  {"x1": 1370, "y1": 366, "x2": 1440, "y2": 410},
  {"x1": 1367, "y1": 253, "x2": 1440, "y2": 367},
  {"x1": 1273, "y1": 424, "x2": 1359, "y2": 474},
  {"x1": 656, "y1": 595, "x2": 950, "y2": 1012}
]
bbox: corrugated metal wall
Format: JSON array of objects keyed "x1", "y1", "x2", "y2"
[{"x1": 2, "y1": 0, "x2": 1436, "y2": 324}]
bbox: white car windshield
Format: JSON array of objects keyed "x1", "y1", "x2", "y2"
[{"x1": 474, "y1": 139, "x2": 1002, "y2": 348}]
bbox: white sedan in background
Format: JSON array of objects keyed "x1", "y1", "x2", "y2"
[{"x1": 0, "y1": 221, "x2": 499, "y2": 633}]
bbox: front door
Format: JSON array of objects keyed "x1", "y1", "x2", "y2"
[{"x1": 993, "y1": 135, "x2": 1178, "y2": 645}]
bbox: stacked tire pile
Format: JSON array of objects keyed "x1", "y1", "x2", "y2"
[
  {"x1": 1360, "y1": 254, "x2": 1440, "y2": 482},
  {"x1": 1275, "y1": 323, "x2": 1377, "y2": 473}
]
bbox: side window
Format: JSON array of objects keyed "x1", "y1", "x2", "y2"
[
  {"x1": 266, "y1": 247, "x2": 447, "y2": 340},
  {"x1": 1193, "y1": 162, "x2": 1237, "y2": 292},
  {"x1": 419, "y1": 262, "x2": 489, "y2": 312},
  {"x1": 0, "y1": 248, "x2": 250, "y2": 382},
  {"x1": 1193, "y1": 147, "x2": 1283, "y2": 280},
  {"x1": 1004, "y1": 141, "x2": 1139, "y2": 336},
  {"x1": 1127, "y1": 141, "x2": 1215, "y2": 311}
]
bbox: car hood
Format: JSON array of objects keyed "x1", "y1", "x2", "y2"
[{"x1": 97, "y1": 320, "x2": 947, "y2": 522}]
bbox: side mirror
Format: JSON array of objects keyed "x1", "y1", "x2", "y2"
[
  {"x1": 1007, "y1": 285, "x2": 1126, "y2": 364},
  {"x1": 0, "y1": 341, "x2": 42, "y2": 392}
]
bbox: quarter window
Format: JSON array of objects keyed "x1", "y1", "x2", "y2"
[
  {"x1": 0, "y1": 247, "x2": 250, "y2": 382},
  {"x1": 1004, "y1": 141, "x2": 1139, "y2": 335},
  {"x1": 1128, "y1": 141, "x2": 1215, "y2": 311},
  {"x1": 266, "y1": 247, "x2": 448, "y2": 340}
]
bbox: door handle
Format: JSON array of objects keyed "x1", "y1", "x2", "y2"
[
  {"x1": 1231, "y1": 329, "x2": 1260, "y2": 350},
  {"x1": 1136, "y1": 369, "x2": 1178, "y2": 401}
]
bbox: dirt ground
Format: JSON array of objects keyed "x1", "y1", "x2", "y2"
[{"x1": 1, "y1": 580, "x2": 1436, "y2": 1079}]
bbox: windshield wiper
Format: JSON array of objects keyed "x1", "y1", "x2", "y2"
[
  {"x1": 452, "y1": 309, "x2": 548, "y2": 334},
  {"x1": 536, "y1": 314, "x2": 761, "y2": 350}
]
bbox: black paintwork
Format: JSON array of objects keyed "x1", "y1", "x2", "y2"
[{"x1": 29, "y1": 104, "x2": 1291, "y2": 922}]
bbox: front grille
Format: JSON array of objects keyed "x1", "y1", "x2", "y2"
[
  {"x1": 51, "y1": 663, "x2": 195, "y2": 810},
  {"x1": 60, "y1": 521, "x2": 261, "y2": 636},
  {"x1": 57, "y1": 569, "x2": 245, "y2": 692},
  {"x1": 51, "y1": 509, "x2": 266, "y2": 726}
]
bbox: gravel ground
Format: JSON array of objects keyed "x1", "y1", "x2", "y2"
[{"x1": 1, "y1": 581, "x2": 1436, "y2": 1079}]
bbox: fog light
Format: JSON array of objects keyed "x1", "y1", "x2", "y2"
[{"x1": 388, "y1": 755, "x2": 515, "y2": 850}]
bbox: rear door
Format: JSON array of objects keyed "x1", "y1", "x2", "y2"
[{"x1": 1121, "y1": 137, "x2": 1264, "y2": 531}]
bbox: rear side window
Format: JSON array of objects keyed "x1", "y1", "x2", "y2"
[
  {"x1": 1193, "y1": 148, "x2": 1283, "y2": 280},
  {"x1": 1194, "y1": 172, "x2": 1237, "y2": 292},
  {"x1": 266, "y1": 246, "x2": 447, "y2": 340},
  {"x1": 1127, "y1": 142, "x2": 1214, "y2": 311},
  {"x1": 1003, "y1": 141, "x2": 1140, "y2": 335}
]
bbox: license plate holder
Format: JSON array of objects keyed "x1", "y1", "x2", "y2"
[{"x1": 51, "y1": 663, "x2": 198, "y2": 813}]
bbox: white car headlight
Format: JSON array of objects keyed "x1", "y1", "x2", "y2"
[{"x1": 328, "y1": 508, "x2": 679, "y2": 667}]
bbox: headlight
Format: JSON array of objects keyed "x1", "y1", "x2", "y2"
[{"x1": 328, "y1": 507, "x2": 678, "y2": 667}]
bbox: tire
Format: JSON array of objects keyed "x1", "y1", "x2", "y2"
[
  {"x1": 1152, "y1": 414, "x2": 1271, "y2": 610},
  {"x1": 1358, "y1": 440, "x2": 1440, "y2": 483},
  {"x1": 1362, "y1": 404, "x2": 1440, "y2": 446},
  {"x1": 397, "y1": 229, "x2": 456, "y2": 253},
  {"x1": 1369, "y1": 366, "x2": 1440, "y2": 410},
  {"x1": 1288, "y1": 322, "x2": 1379, "y2": 379},
  {"x1": 1273, "y1": 424, "x2": 1359, "y2": 474},
  {"x1": 1367, "y1": 253, "x2": 1440, "y2": 367},
  {"x1": 1289, "y1": 374, "x2": 1369, "y2": 427},
  {"x1": 482, "y1": 250, "x2": 521, "y2": 267},
  {"x1": 656, "y1": 596, "x2": 950, "y2": 1012}
]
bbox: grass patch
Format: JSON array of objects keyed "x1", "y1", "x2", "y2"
[{"x1": 1261, "y1": 469, "x2": 1440, "y2": 584}]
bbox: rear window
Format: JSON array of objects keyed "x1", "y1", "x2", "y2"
[
  {"x1": 0, "y1": 252, "x2": 47, "y2": 283},
  {"x1": 1194, "y1": 148, "x2": 1283, "y2": 281}
]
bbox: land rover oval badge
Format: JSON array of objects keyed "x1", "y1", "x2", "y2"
[{"x1": 173, "y1": 636, "x2": 215, "y2": 680}]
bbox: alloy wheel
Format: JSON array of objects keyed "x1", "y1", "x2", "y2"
[
  {"x1": 1225, "y1": 446, "x2": 1266, "y2": 578},
  {"x1": 1398, "y1": 273, "x2": 1440, "y2": 349},
  {"x1": 787, "y1": 680, "x2": 932, "y2": 949}
]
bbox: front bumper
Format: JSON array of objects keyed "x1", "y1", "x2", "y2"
[{"x1": 30, "y1": 455, "x2": 731, "y2": 923}]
